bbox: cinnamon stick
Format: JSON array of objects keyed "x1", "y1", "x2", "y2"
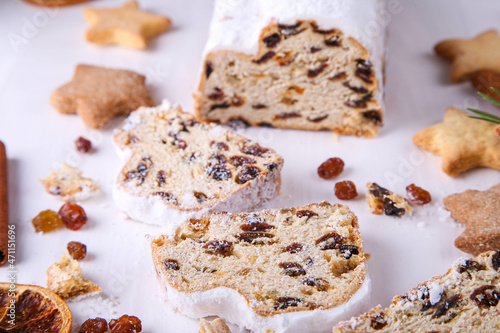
[{"x1": 0, "y1": 141, "x2": 8, "y2": 266}]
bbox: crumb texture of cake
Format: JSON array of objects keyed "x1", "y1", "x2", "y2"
[
  {"x1": 47, "y1": 253, "x2": 101, "y2": 300},
  {"x1": 113, "y1": 101, "x2": 283, "y2": 232},
  {"x1": 195, "y1": 0, "x2": 385, "y2": 137},
  {"x1": 333, "y1": 251, "x2": 500, "y2": 333},
  {"x1": 199, "y1": 318, "x2": 231, "y2": 333},
  {"x1": 150, "y1": 202, "x2": 370, "y2": 333},
  {"x1": 40, "y1": 162, "x2": 100, "y2": 201},
  {"x1": 366, "y1": 183, "x2": 412, "y2": 217}
]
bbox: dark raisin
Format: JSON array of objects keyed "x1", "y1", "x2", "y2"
[
  {"x1": 232, "y1": 96, "x2": 244, "y2": 106},
  {"x1": 252, "y1": 103, "x2": 267, "y2": 109},
  {"x1": 362, "y1": 110, "x2": 383, "y2": 125},
  {"x1": 153, "y1": 192, "x2": 178, "y2": 205},
  {"x1": 227, "y1": 118, "x2": 250, "y2": 130},
  {"x1": 458, "y1": 259, "x2": 485, "y2": 273},
  {"x1": 275, "y1": 112, "x2": 301, "y2": 119},
  {"x1": 433, "y1": 294, "x2": 461, "y2": 318},
  {"x1": 164, "y1": 259, "x2": 180, "y2": 270},
  {"x1": 279, "y1": 262, "x2": 306, "y2": 277},
  {"x1": 312, "y1": 23, "x2": 337, "y2": 35},
  {"x1": 278, "y1": 21, "x2": 305, "y2": 36},
  {"x1": 406, "y1": 184, "x2": 432, "y2": 205},
  {"x1": 345, "y1": 99, "x2": 367, "y2": 108},
  {"x1": 266, "y1": 163, "x2": 278, "y2": 171},
  {"x1": 370, "y1": 313, "x2": 387, "y2": 330},
  {"x1": 329, "y1": 72, "x2": 347, "y2": 81},
  {"x1": 185, "y1": 119, "x2": 198, "y2": 127},
  {"x1": 202, "y1": 240, "x2": 233, "y2": 256},
  {"x1": 209, "y1": 102, "x2": 231, "y2": 112},
  {"x1": 492, "y1": 251, "x2": 500, "y2": 271},
  {"x1": 304, "y1": 257, "x2": 314, "y2": 268},
  {"x1": 241, "y1": 143, "x2": 269, "y2": 156},
  {"x1": 211, "y1": 141, "x2": 229, "y2": 151},
  {"x1": 356, "y1": 59, "x2": 374, "y2": 84},
  {"x1": 302, "y1": 277, "x2": 329, "y2": 291},
  {"x1": 208, "y1": 165, "x2": 231, "y2": 181},
  {"x1": 338, "y1": 245, "x2": 359, "y2": 259},
  {"x1": 253, "y1": 51, "x2": 275, "y2": 64},
  {"x1": 369, "y1": 183, "x2": 390, "y2": 197},
  {"x1": 263, "y1": 33, "x2": 281, "y2": 48},
  {"x1": 126, "y1": 157, "x2": 152, "y2": 186},
  {"x1": 471, "y1": 286, "x2": 499, "y2": 308},
  {"x1": 315, "y1": 232, "x2": 346, "y2": 250},
  {"x1": 307, "y1": 64, "x2": 328, "y2": 78},
  {"x1": 311, "y1": 47, "x2": 322, "y2": 53},
  {"x1": 75, "y1": 137, "x2": 92, "y2": 153},
  {"x1": 318, "y1": 157, "x2": 344, "y2": 179},
  {"x1": 79, "y1": 317, "x2": 108, "y2": 333},
  {"x1": 59, "y1": 202, "x2": 87, "y2": 231},
  {"x1": 208, "y1": 87, "x2": 224, "y2": 100},
  {"x1": 343, "y1": 81, "x2": 369, "y2": 94},
  {"x1": 296, "y1": 210, "x2": 318, "y2": 221},
  {"x1": 274, "y1": 297, "x2": 302, "y2": 310},
  {"x1": 229, "y1": 156, "x2": 256, "y2": 167},
  {"x1": 236, "y1": 232, "x2": 274, "y2": 243},
  {"x1": 384, "y1": 201, "x2": 405, "y2": 216},
  {"x1": 174, "y1": 139, "x2": 187, "y2": 149},
  {"x1": 307, "y1": 114, "x2": 328, "y2": 122},
  {"x1": 285, "y1": 242, "x2": 303, "y2": 253},
  {"x1": 109, "y1": 314, "x2": 142, "y2": 333},
  {"x1": 240, "y1": 222, "x2": 275, "y2": 232},
  {"x1": 335, "y1": 181, "x2": 358, "y2": 200},
  {"x1": 324, "y1": 35, "x2": 341, "y2": 47},
  {"x1": 259, "y1": 122, "x2": 274, "y2": 127},
  {"x1": 194, "y1": 192, "x2": 208, "y2": 204},
  {"x1": 236, "y1": 165, "x2": 261, "y2": 184},
  {"x1": 205, "y1": 61, "x2": 213, "y2": 79},
  {"x1": 157, "y1": 170, "x2": 166, "y2": 187},
  {"x1": 67, "y1": 241, "x2": 87, "y2": 260}
]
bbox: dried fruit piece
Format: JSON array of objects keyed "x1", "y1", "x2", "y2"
[
  {"x1": 240, "y1": 222, "x2": 275, "y2": 232},
  {"x1": 156, "y1": 170, "x2": 166, "y2": 187},
  {"x1": 274, "y1": 297, "x2": 302, "y2": 310},
  {"x1": 79, "y1": 317, "x2": 107, "y2": 333},
  {"x1": 236, "y1": 165, "x2": 261, "y2": 184},
  {"x1": 126, "y1": 157, "x2": 152, "y2": 186},
  {"x1": 302, "y1": 277, "x2": 329, "y2": 291},
  {"x1": 285, "y1": 242, "x2": 303, "y2": 253},
  {"x1": 164, "y1": 259, "x2": 180, "y2": 270},
  {"x1": 253, "y1": 51, "x2": 275, "y2": 64},
  {"x1": 457, "y1": 259, "x2": 485, "y2": 273},
  {"x1": 432, "y1": 294, "x2": 461, "y2": 318},
  {"x1": 109, "y1": 315, "x2": 142, "y2": 333},
  {"x1": 75, "y1": 137, "x2": 92, "y2": 153},
  {"x1": 67, "y1": 241, "x2": 87, "y2": 261},
  {"x1": 317, "y1": 157, "x2": 344, "y2": 179},
  {"x1": 263, "y1": 33, "x2": 281, "y2": 48},
  {"x1": 229, "y1": 156, "x2": 256, "y2": 167},
  {"x1": 307, "y1": 64, "x2": 328, "y2": 78},
  {"x1": 370, "y1": 313, "x2": 387, "y2": 330},
  {"x1": 356, "y1": 59, "x2": 374, "y2": 84},
  {"x1": 279, "y1": 262, "x2": 306, "y2": 277},
  {"x1": 296, "y1": 210, "x2": 318, "y2": 221},
  {"x1": 406, "y1": 184, "x2": 432, "y2": 205},
  {"x1": 492, "y1": 251, "x2": 500, "y2": 271},
  {"x1": 338, "y1": 245, "x2": 359, "y2": 259},
  {"x1": 32, "y1": 210, "x2": 64, "y2": 233},
  {"x1": 236, "y1": 232, "x2": 274, "y2": 243},
  {"x1": 202, "y1": 240, "x2": 233, "y2": 256},
  {"x1": 211, "y1": 141, "x2": 229, "y2": 151},
  {"x1": 59, "y1": 202, "x2": 88, "y2": 231},
  {"x1": 315, "y1": 232, "x2": 346, "y2": 250},
  {"x1": 335, "y1": 181, "x2": 358, "y2": 200},
  {"x1": 470, "y1": 286, "x2": 499, "y2": 308},
  {"x1": 240, "y1": 143, "x2": 269, "y2": 157}
]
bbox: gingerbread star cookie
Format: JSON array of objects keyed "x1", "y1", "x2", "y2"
[
  {"x1": 444, "y1": 183, "x2": 500, "y2": 255},
  {"x1": 84, "y1": 0, "x2": 171, "y2": 49},
  {"x1": 413, "y1": 107, "x2": 500, "y2": 176},
  {"x1": 50, "y1": 64, "x2": 155, "y2": 129},
  {"x1": 435, "y1": 30, "x2": 500, "y2": 83}
]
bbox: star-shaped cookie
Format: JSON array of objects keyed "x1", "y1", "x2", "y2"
[
  {"x1": 50, "y1": 64, "x2": 155, "y2": 129},
  {"x1": 444, "y1": 183, "x2": 500, "y2": 255},
  {"x1": 435, "y1": 30, "x2": 500, "y2": 82},
  {"x1": 84, "y1": 0, "x2": 171, "y2": 49},
  {"x1": 413, "y1": 107, "x2": 500, "y2": 177}
]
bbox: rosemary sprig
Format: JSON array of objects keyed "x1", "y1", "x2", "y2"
[{"x1": 466, "y1": 87, "x2": 500, "y2": 124}]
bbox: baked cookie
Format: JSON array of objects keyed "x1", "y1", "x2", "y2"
[
  {"x1": 444, "y1": 183, "x2": 500, "y2": 255},
  {"x1": 413, "y1": 107, "x2": 500, "y2": 176},
  {"x1": 84, "y1": 0, "x2": 171, "y2": 49},
  {"x1": 435, "y1": 30, "x2": 500, "y2": 82},
  {"x1": 47, "y1": 253, "x2": 101, "y2": 300},
  {"x1": 366, "y1": 183, "x2": 412, "y2": 217},
  {"x1": 50, "y1": 64, "x2": 155, "y2": 129},
  {"x1": 333, "y1": 251, "x2": 500, "y2": 332},
  {"x1": 471, "y1": 70, "x2": 500, "y2": 103},
  {"x1": 195, "y1": 0, "x2": 385, "y2": 137},
  {"x1": 40, "y1": 162, "x2": 100, "y2": 201},
  {"x1": 199, "y1": 318, "x2": 231, "y2": 333},
  {"x1": 150, "y1": 202, "x2": 370, "y2": 333},
  {"x1": 113, "y1": 101, "x2": 283, "y2": 233}
]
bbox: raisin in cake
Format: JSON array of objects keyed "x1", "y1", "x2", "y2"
[
  {"x1": 113, "y1": 101, "x2": 283, "y2": 233},
  {"x1": 150, "y1": 202, "x2": 370, "y2": 333},
  {"x1": 333, "y1": 251, "x2": 500, "y2": 332},
  {"x1": 195, "y1": 0, "x2": 385, "y2": 137}
]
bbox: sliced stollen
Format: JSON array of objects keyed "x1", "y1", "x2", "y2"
[
  {"x1": 150, "y1": 202, "x2": 370, "y2": 333},
  {"x1": 113, "y1": 101, "x2": 283, "y2": 232},
  {"x1": 333, "y1": 251, "x2": 500, "y2": 332},
  {"x1": 195, "y1": 0, "x2": 385, "y2": 137}
]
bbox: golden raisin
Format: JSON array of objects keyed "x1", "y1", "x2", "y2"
[
  {"x1": 32, "y1": 210, "x2": 63, "y2": 233},
  {"x1": 79, "y1": 317, "x2": 107, "y2": 333},
  {"x1": 109, "y1": 315, "x2": 142, "y2": 333},
  {"x1": 59, "y1": 202, "x2": 87, "y2": 231},
  {"x1": 334, "y1": 181, "x2": 358, "y2": 200},
  {"x1": 67, "y1": 241, "x2": 87, "y2": 260},
  {"x1": 406, "y1": 184, "x2": 432, "y2": 205},
  {"x1": 318, "y1": 158, "x2": 344, "y2": 179},
  {"x1": 75, "y1": 137, "x2": 92, "y2": 153}
]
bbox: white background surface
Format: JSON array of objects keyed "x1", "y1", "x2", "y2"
[{"x1": 1, "y1": 0, "x2": 500, "y2": 332}]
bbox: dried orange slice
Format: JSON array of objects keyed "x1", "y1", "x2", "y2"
[{"x1": 0, "y1": 283, "x2": 71, "y2": 332}]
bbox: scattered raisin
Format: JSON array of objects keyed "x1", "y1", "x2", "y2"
[
  {"x1": 75, "y1": 137, "x2": 92, "y2": 153},
  {"x1": 266, "y1": 163, "x2": 278, "y2": 171},
  {"x1": 311, "y1": 23, "x2": 337, "y2": 35},
  {"x1": 209, "y1": 102, "x2": 231, "y2": 112},
  {"x1": 241, "y1": 222, "x2": 275, "y2": 232},
  {"x1": 406, "y1": 184, "x2": 432, "y2": 205},
  {"x1": 32, "y1": 210, "x2": 63, "y2": 233},
  {"x1": 208, "y1": 165, "x2": 231, "y2": 181},
  {"x1": 252, "y1": 103, "x2": 267, "y2": 109},
  {"x1": 470, "y1": 286, "x2": 499, "y2": 308},
  {"x1": 338, "y1": 245, "x2": 359, "y2": 259},
  {"x1": 202, "y1": 240, "x2": 233, "y2": 256},
  {"x1": 275, "y1": 112, "x2": 301, "y2": 119},
  {"x1": 356, "y1": 59, "x2": 374, "y2": 84},
  {"x1": 324, "y1": 35, "x2": 341, "y2": 47},
  {"x1": 241, "y1": 143, "x2": 269, "y2": 156},
  {"x1": 59, "y1": 202, "x2": 87, "y2": 231},
  {"x1": 274, "y1": 297, "x2": 302, "y2": 310},
  {"x1": 335, "y1": 181, "x2": 358, "y2": 200},
  {"x1": 296, "y1": 210, "x2": 318, "y2": 221},
  {"x1": 285, "y1": 242, "x2": 303, "y2": 253},
  {"x1": 229, "y1": 156, "x2": 256, "y2": 167},
  {"x1": 345, "y1": 99, "x2": 367, "y2": 108},
  {"x1": 315, "y1": 232, "x2": 346, "y2": 250},
  {"x1": 194, "y1": 192, "x2": 208, "y2": 204},
  {"x1": 278, "y1": 22, "x2": 305, "y2": 36},
  {"x1": 153, "y1": 192, "x2": 178, "y2": 205},
  {"x1": 384, "y1": 201, "x2": 405, "y2": 216},
  {"x1": 253, "y1": 51, "x2": 275, "y2": 64},
  {"x1": 306, "y1": 114, "x2": 328, "y2": 122},
  {"x1": 205, "y1": 61, "x2": 213, "y2": 79},
  {"x1": 302, "y1": 277, "x2": 329, "y2": 291},
  {"x1": 492, "y1": 251, "x2": 500, "y2": 271},
  {"x1": 79, "y1": 317, "x2": 108, "y2": 333},
  {"x1": 329, "y1": 72, "x2": 347, "y2": 81},
  {"x1": 317, "y1": 157, "x2": 344, "y2": 179},
  {"x1": 211, "y1": 141, "x2": 229, "y2": 151},
  {"x1": 208, "y1": 88, "x2": 224, "y2": 100},
  {"x1": 67, "y1": 241, "x2": 87, "y2": 260},
  {"x1": 458, "y1": 259, "x2": 485, "y2": 273},
  {"x1": 164, "y1": 259, "x2": 180, "y2": 270},
  {"x1": 109, "y1": 315, "x2": 142, "y2": 333},
  {"x1": 370, "y1": 313, "x2": 387, "y2": 330},
  {"x1": 236, "y1": 232, "x2": 274, "y2": 243},
  {"x1": 310, "y1": 47, "x2": 322, "y2": 53},
  {"x1": 157, "y1": 170, "x2": 166, "y2": 187},
  {"x1": 432, "y1": 294, "x2": 461, "y2": 318},
  {"x1": 307, "y1": 64, "x2": 328, "y2": 78},
  {"x1": 343, "y1": 81, "x2": 369, "y2": 94},
  {"x1": 279, "y1": 262, "x2": 306, "y2": 277},
  {"x1": 362, "y1": 110, "x2": 383, "y2": 125},
  {"x1": 126, "y1": 157, "x2": 152, "y2": 186},
  {"x1": 259, "y1": 122, "x2": 274, "y2": 127},
  {"x1": 263, "y1": 33, "x2": 281, "y2": 48},
  {"x1": 236, "y1": 165, "x2": 261, "y2": 184}
]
